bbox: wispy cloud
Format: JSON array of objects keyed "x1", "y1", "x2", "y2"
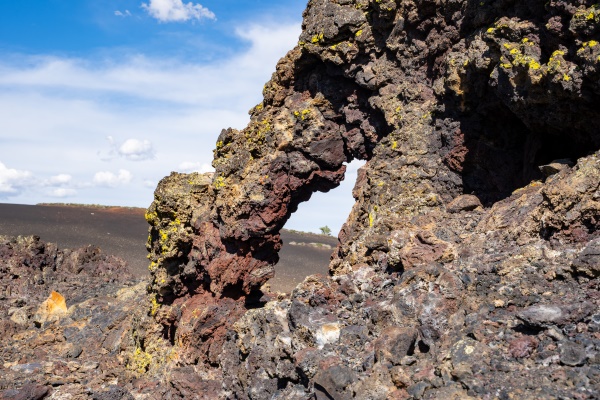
[
  {"x1": 0, "y1": 24, "x2": 300, "y2": 107},
  {"x1": 178, "y1": 161, "x2": 214, "y2": 173},
  {"x1": 114, "y1": 10, "x2": 132, "y2": 17},
  {"x1": 141, "y1": 0, "x2": 216, "y2": 23},
  {"x1": 47, "y1": 174, "x2": 72, "y2": 185},
  {"x1": 48, "y1": 188, "x2": 77, "y2": 198}
]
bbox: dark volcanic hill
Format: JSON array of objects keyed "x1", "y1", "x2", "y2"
[{"x1": 2, "y1": 0, "x2": 600, "y2": 399}]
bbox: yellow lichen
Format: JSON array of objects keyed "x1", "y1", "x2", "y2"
[
  {"x1": 214, "y1": 176, "x2": 226, "y2": 189},
  {"x1": 244, "y1": 118, "x2": 271, "y2": 148},
  {"x1": 548, "y1": 50, "x2": 565, "y2": 72},
  {"x1": 503, "y1": 44, "x2": 541, "y2": 70},
  {"x1": 128, "y1": 347, "x2": 152, "y2": 375},
  {"x1": 144, "y1": 210, "x2": 157, "y2": 223},
  {"x1": 355, "y1": 29, "x2": 363, "y2": 37},
  {"x1": 293, "y1": 109, "x2": 311, "y2": 120},
  {"x1": 528, "y1": 59, "x2": 541, "y2": 69},
  {"x1": 572, "y1": 7, "x2": 598, "y2": 23},
  {"x1": 159, "y1": 229, "x2": 168, "y2": 243},
  {"x1": 311, "y1": 33, "x2": 324, "y2": 44},
  {"x1": 150, "y1": 294, "x2": 160, "y2": 316}
]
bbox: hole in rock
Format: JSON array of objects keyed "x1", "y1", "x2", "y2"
[
  {"x1": 512, "y1": 324, "x2": 544, "y2": 336},
  {"x1": 444, "y1": 99, "x2": 596, "y2": 206},
  {"x1": 417, "y1": 340, "x2": 430, "y2": 354},
  {"x1": 267, "y1": 159, "x2": 365, "y2": 293},
  {"x1": 162, "y1": 323, "x2": 176, "y2": 345}
]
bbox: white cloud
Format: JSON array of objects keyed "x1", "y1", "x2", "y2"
[
  {"x1": 48, "y1": 174, "x2": 72, "y2": 185},
  {"x1": 0, "y1": 23, "x2": 300, "y2": 108},
  {"x1": 118, "y1": 139, "x2": 155, "y2": 161},
  {"x1": 0, "y1": 162, "x2": 32, "y2": 195},
  {"x1": 114, "y1": 10, "x2": 132, "y2": 17},
  {"x1": 141, "y1": 0, "x2": 216, "y2": 22},
  {"x1": 93, "y1": 169, "x2": 133, "y2": 187},
  {"x1": 178, "y1": 161, "x2": 214, "y2": 173},
  {"x1": 99, "y1": 137, "x2": 155, "y2": 162},
  {"x1": 49, "y1": 188, "x2": 77, "y2": 197}
]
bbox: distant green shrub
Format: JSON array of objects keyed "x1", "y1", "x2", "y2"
[{"x1": 319, "y1": 226, "x2": 332, "y2": 236}]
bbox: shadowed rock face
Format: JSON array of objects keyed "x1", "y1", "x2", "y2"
[{"x1": 3, "y1": 0, "x2": 600, "y2": 399}]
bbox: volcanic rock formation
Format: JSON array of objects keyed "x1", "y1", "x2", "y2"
[
  {"x1": 141, "y1": 0, "x2": 600, "y2": 397},
  {"x1": 3, "y1": 0, "x2": 600, "y2": 398}
]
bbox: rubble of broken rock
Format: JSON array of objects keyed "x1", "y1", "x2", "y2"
[
  {"x1": 3, "y1": 0, "x2": 600, "y2": 398},
  {"x1": 0, "y1": 235, "x2": 144, "y2": 399}
]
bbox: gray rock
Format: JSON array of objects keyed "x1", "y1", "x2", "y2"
[
  {"x1": 539, "y1": 159, "x2": 574, "y2": 177},
  {"x1": 517, "y1": 305, "x2": 564, "y2": 327},
  {"x1": 374, "y1": 327, "x2": 418, "y2": 365},
  {"x1": 0, "y1": 384, "x2": 50, "y2": 400},
  {"x1": 64, "y1": 344, "x2": 83, "y2": 359},
  {"x1": 446, "y1": 195, "x2": 483, "y2": 213},
  {"x1": 92, "y1": 386, "x2": 135, "y2": 400},
  {"x1": 572, "y1": 239, "x2": 600, "y2": 278},
  {"x1": 407, "y1": 381, "x2": 431, "y2": 399},
  {"x1": 559, "y1": 341, "x2": 587, "y2": 366},
  {"x1": 314, "y1": 365, "x2": 356, "y2": 400}
]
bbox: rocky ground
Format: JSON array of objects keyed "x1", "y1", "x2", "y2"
[
  {"x1": 0, "y1": 235, "x2": 144, "y2": 399},
  {"x1": 2, "y1": 0, "x2": 600, "y2": 398}
]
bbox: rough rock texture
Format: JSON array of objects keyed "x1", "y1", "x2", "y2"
[
  {"x1": 140, "y1": 0, "x2": 600, "y2": 397},
  {"x1": 0, "y1": 235, "x2": 144, "y2": 399},
  {"x1": 218, "y1": 154, "x2": 600, "y2": 399},
  {"x1": 4, "y1": 0, "x2": 600, "y2": 398}
]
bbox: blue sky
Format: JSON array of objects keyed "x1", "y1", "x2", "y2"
[{"x1": 0, "y1": 0, "x2": 363, "y2": 234}]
